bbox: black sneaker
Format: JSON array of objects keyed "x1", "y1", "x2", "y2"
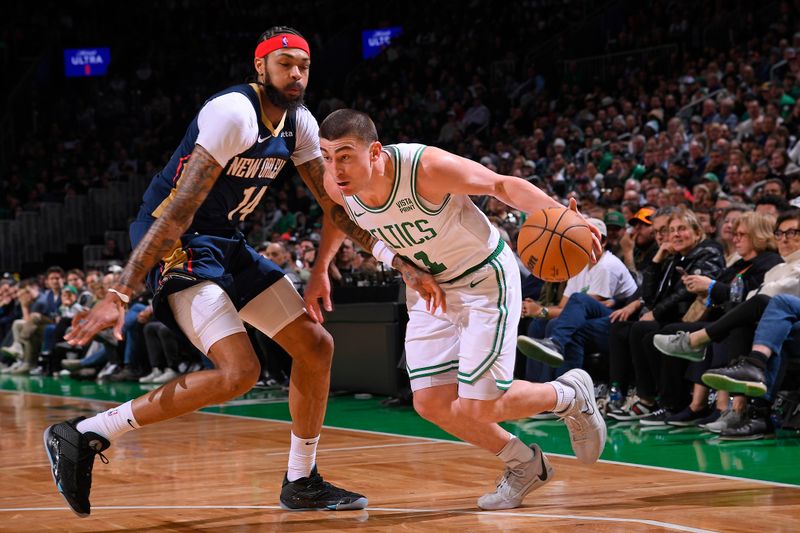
[
  {"x1": 516, "y1": 336, "x2": 564, "y2": 367},
  {"x1": 43, "y1": 417, "x2": 110, "y2": 517},
  {"x1": 665, "y1": 405, "x2": 712, "y2": 427},
  {"x1": 607, "y1": 399, "x2": 657, "y2": 421},
  {"x1": 107, "y1": 367, "x2": 144, "y2": 383},
  {"x1": 279, "y1": 466, "x2": 368, "y2": 511},
  {"x1": 639, "y1": 407, "x2": 672, "y2": 426},
  {"x1": 701, "y1": 357, "x2": 767, "y2": 397}
]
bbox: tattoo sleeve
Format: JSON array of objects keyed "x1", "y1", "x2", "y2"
[
  {"x1": 297, "y1": 156, "x2": 378, "y2": 252},
  {"x1": 118, "y1": 145, "x2": 223, "y2": 293}
]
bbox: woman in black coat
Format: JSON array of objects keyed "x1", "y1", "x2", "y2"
[
  {"x1": 607, "y1": 207, "x2": 725, "y2": 420},
  {"x1": 647, "y1": 211, "x2": 782, "y2": 426}
]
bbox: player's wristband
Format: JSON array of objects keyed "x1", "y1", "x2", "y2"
[
  {"x1": 108, "y1": 288, "x2": 131, "y2": 305},
  {"x1": 371, "y1": 241, "x2": 396, "y2": 267}
]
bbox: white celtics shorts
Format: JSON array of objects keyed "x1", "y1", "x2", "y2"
[{"x1": 404, "y1": 242, "x2": 522, "y2": 400}]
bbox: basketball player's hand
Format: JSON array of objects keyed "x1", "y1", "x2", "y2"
[
  {"x1": 394, "y1": 257, "x2": 447, "y2": 314},
  {"x1": 567, "y1": 197, "x2": 602, "y2": 263},
  {"x1": 304, "y1": 270, "x2": 332, "y2": 324},
  {"x1": 64, "y1": 295, "x2": 125, "y2": 346}
]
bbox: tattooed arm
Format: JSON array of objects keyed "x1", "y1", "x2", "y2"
[
  {"x1": 297, "y1": 156, "x2": 446, "y2": 321},
  {"x1": 65, "y1": 145, "x2": 222, "y2": 345}
]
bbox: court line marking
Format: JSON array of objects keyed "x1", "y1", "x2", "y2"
[
  {"x1": 264, "y1": 440, "x2": 441, "y2": 456},
  {"x1": 0, "y1": 505, "x2": 717, "y2": 532},
  {"x1": 4, "y1": 388, "x2": 800, "y2": 490}
]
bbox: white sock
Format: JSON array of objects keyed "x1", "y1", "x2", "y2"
[
  {"x1": 287, "y1": 432, "x2": 319, "y2": 482},
  {"x1": 496, "y1": 435, "x2": 534, "y2": 466},
  {"x1": 76, "y1": 400, "x2": 140, "y2": 441},
  {"x1": 548, "y1": 381, "x2": 576, "y2": 413}
]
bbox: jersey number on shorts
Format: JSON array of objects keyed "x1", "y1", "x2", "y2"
[
  {"x1": 414, "y1": 251, "x2": 447, "y2": 275},
  {"x1": 228, "y1": 186, "x2": 267, "y2": 221}
]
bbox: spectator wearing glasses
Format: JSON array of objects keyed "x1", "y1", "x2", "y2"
[
  {"x1": 718, "y1": 205, "x2": 748, "y2": 266},
  {"x1": 654, "y1": 210, "x2": 800, "y2": 436},
  {"x1": 639, "y1": 211, "x2": 782, "y2": 425},
  {"x1": 607, "y1": 208, "x2": 725, "y2": 421}
]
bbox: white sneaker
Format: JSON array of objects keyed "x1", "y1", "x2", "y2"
[
  {"x1": 10, "y1": 362, "x2": 31, "y2": 375},
  {"x1": 151, "y1": 368, "x2": 179, "y2": 384},
  {"x1": 1, "y1": 342, "x2": 23, "y2": 358},
  {"x1": 477, "y1": 443, "x2": 554, "y2": 510},
  {"x1": 61, "y1": 359, "x2": 84, "y2": 370},
  {"x1": 139, "y1": 368, "x2": 163, "y2": 383},
  {"x1": 1, "y1": 360, "x2": 21, "y2": 374},
  {"x1": 554, "y1": 369, "x2": 607, "y2": 464},
  {"x1": 96, "y1": 363, "x2": 119, "y2": 380},
  {"x1": 187, "y1": 362, "x2": 203, "y2": 373}
]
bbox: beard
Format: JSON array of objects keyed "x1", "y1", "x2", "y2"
[{"x1": 259, "y1": 73, "x2": 305, "y2": 111}]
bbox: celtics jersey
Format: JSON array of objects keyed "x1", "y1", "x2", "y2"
[{"x1": 341, "y1": 143, "x2": 501, "y2": 281}]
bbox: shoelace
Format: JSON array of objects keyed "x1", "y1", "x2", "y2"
[
  {"x1": 493, "y1": 465, "x2": 527, "y2": 492},
  {"x1": 299, "y1": 474, "x2": 352, "y2": 500}
]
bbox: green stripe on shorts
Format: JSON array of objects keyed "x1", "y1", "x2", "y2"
[{"x1": 457, "y1": 257, "x2": 508, "y2": 384}]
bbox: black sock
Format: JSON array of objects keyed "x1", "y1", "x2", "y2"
[{"x1": 744, "y1": 351, "x2": 768, "y2": 370}]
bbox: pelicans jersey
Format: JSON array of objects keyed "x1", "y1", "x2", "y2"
[
  {"x1": 137, "y1": 83, "x2": 318, "y2": 235},
  {"x1": 130, "y1": 83, "x2": 321, "y2": 319},
  {"x1": 341, "y1": 143, "x2": 521, "y2": 400}
]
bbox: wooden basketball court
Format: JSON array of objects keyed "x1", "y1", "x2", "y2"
[{"x1": 2, "y1": 390, "x2": 799, "y2": 532}]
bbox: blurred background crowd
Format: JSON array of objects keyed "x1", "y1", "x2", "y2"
[{"x1": 2, "y1": 0, "x2": 800, "y2": 439}]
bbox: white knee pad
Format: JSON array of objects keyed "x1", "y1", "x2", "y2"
[{"x1": 167, "y1": 281, "x2": 246, "y2": 354}]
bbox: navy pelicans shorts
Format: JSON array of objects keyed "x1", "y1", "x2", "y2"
[{"x1": 129, "y1": 216, "x2": 285, "y2": 331}]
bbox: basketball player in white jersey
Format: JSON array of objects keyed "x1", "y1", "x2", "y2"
[{"x1": 308, "y1": 109, "x2": 607, "y2": 510}]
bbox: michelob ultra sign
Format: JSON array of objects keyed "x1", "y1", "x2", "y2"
[
  {"x1": 64, "y1": 48, "x2": 111, "y2": 77},
  {"x1": 361, "y1": 27, "x2": 403, "y2": 59}
]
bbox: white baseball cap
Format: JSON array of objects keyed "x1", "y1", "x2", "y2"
[{"x1": 586, "y1": 217, "x2": 607, "y2": 237}]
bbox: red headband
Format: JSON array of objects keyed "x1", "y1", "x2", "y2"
[{"x1": 255, "y1": 34, "x2": 310, "y2": 58}]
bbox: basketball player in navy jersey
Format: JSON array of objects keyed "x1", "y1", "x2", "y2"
[{"x1": 43, "y1": 27, "x2": 444, "y2": 517}]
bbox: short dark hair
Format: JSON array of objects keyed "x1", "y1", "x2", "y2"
[
  {"x1": 319, "y1": 109, "x2": 379, "y2": 143},
  {"x1": 257, "y1": 26, "x2": 305, "y2": 46},
  {"x1": 757, "y1": 195, "x2": 790, "y2": 211},
  {"x1": 46, "y1": 266, "x2": 65, "y2": 277},
  {"x1": 67, "y1": 268, "x2": 85, "y2": 280},
  {"x1": 764, "y1": 178, "x2": 786, "y2": 192},
  {"x1": 19, "y1": 277, "x2": 38, "y2": 289},
  {"x1": 776, "y1": 208, "x2": 800, "y2": 228}
]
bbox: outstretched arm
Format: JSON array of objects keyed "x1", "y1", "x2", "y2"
[
  {"x1": 65, "y1": 145, "x2": 223, "y2": 345},
  {"x1": 417, "y1": 147, "x2": 602, "y2": 258},
  {"x1": 417, "y1": 147, "x2": 563, "y2": 213}
]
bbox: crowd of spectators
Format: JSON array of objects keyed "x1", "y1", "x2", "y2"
[{"x1": 1, "y1": 1, "x2": 800, "y2": 438}]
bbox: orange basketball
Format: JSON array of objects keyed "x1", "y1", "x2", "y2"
[{"x1": 517, "y1": 207, "x2": 593, "y2": 282}]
